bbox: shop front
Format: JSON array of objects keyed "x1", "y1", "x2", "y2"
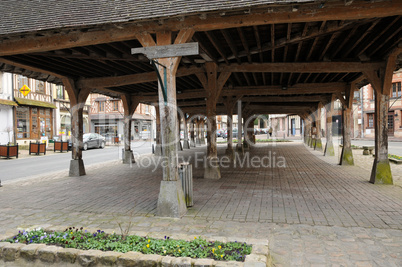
[{"x1": 14, "y1": 97, "x2": 56, "y2": 143}]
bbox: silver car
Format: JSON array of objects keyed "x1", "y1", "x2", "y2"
[{"x1": 82, "y1": 133, "x2": 106, "y2": 150}]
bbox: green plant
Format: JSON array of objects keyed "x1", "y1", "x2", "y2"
[{"x1": 3, "y1": 228, "x2": 252, "y2": 262}]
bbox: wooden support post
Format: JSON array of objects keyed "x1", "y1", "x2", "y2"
[
  {"x1": 243, "y1": 113, "x2": 255, "y2": 150},
  {"x1": 339, "y1": 85, "x2": 355, "y2": 166},
  {"x1": 183, "y1": 114, "x2": 190, "y2": 149},
  {"x1": 154, "y1": 105, "x2": 163, "y2": 156},
  {"x1": 236, "y1": 100, "x2": 244, "y2": 154},
  {"x1": 315, "y1": 103, "x2": 323, "y2": 151},
  {"x1": 195, "y1": 118, "x2": 201, "y2": 145},
  {"x1": 200, "y1": 62, "x2": 231, "y2": 179},
  {"x1": 189, "y1": 116, "x2": 196, "y2": 147},
  {"x1": 121, "y1": 95, "x2": 139, "y2": 164},
  {"x1": 324, "y1": 95, "x2": 336, "y2": 156},
  {"x1": 223, "y1": 97, "x2": 238, "y2": 161},
  {"x1": 177, "y1": 114, "x2": 183, "y2": 151},
  {"x1": 200, "y1": 119, "x2": 206, "y2": 145},
  {"x1": 364, "y1": 62, "x2": 396, "y2": 184},
  {"x1": 137, "y1": 29, "x2": 194, "y2": 217},
  {"x1": 310, "y1": 113, "x2": 316, "y2": 148},
  {"x1": 62, "y1": 78, "x2": 90, "y2": 177}
]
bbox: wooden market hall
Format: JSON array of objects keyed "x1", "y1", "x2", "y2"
[{"x1": 0, "y1": 0, "x2": 401, "y2": 217}]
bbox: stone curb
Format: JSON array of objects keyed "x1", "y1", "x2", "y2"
[{"x1": 0, "y1": 225, "x2": 270, "y2": 266}]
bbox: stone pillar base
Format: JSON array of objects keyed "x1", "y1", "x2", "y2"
[
  {"x1": 190, "y1": 140, "x2": 196, "y2": 147},
  {"x1": 204, "y1": 157, "x2": 221, "y2": 179},
  {"x1": 243, "y1": 140, "x2": 250, "y2": 150},
  {"x1": 123, "y1": 150, "x2": 135, "y2": 164},
  {"x1": 157, "y1": 180, "x2": 187, "y2": 218},
  {"x1": 370, "y1": 159, "x2": 393, "y2": 184},
  {"x1": 340, "y1": 146, "x2": 354, "y2": 165},
  {"x1": 183, "y1": 140, "x2": 190, "y2": 149},
  {"x1": 177, "y1": 141, "x2": 183, "y2": 151},
  {"x1": 196, "y1": 138, "x2": 201, "y2": 145},
  {"x1": 236, "y1": 143, "x2": 244, "y2": 155},
  {"x1": 324, "y1": 142, "x2": 335, "y2": 156},
  {"x1": 69, "y1": 159, "x2": 86, "y2": 177},
  {"x1": 315, "y1": 138, "x2": 323, "y2": 151},
  {"x1": 154, "y1": 144, "x2": 163, "y2": 156}
]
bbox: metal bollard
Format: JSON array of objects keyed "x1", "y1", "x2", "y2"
[{"x1": 179, "y1": 162, "x2": 193, "y2": 207}]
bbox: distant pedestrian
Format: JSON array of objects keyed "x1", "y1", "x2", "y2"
[{"x1": 268, "y1": 127, "x2": 273, "y2": 137}]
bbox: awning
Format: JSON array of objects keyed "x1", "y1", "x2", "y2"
[
  {"x1": 0, "y1": 99, "x2": 18, "y2": 106},
  {"x1": 15, "y1": 97, "x2": 57, "y2": 109}
]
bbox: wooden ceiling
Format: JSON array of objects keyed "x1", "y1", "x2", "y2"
[{"x1": 0, "y1": 0, "x2": 401, "y2": 116}]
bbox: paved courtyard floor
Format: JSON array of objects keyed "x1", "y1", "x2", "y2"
[{"x1": 0, "y1": 142, "x2": 401, "y2": 266}]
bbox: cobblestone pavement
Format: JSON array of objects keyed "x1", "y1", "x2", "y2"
[{"x1": 0, "y1": 143, "x2": 401, "y2": 266}]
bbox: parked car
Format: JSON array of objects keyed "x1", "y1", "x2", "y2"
[
  {"x1": 68, "y1": 133, "x2": 106, "y2": 151},
  {"x1": 216, "y1": 129, "x2": 224, "y2": 137},
  {"x1": 232, "y1": 128, "x2": 244, "y2": 138}
]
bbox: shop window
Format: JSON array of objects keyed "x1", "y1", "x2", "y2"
[
  {"x1": 16, "y1": 106, "x2": 30, "y2": 139},
  {"x1": 36, "y1": 81, "x2": 45, "y2": 94},
  {"x1": 368, "y1": 113, "x2": 374, "y2": 128},
  {"x1": 392, "y1": 82, "x2": 401, "y2": 98}
]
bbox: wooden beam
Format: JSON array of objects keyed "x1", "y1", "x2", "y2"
[
  {"x1": 219, "y1": 62, "x2": 384, "y2": 73},
  {"x1": 382, "y1": 47, "x2": 401, "y2": 95},
  {"x1": 140, "y1": 83, "x2": 347, "y2": 102},
  {"x1": 0, "y1": 1, "x2": 400, "y2": 57},
  {"x1": 77, "y1": 66, "x2": 203, "y2": 89},
  {"x1": 0, "y1": 57, "x2": 66, "y2": 79},
  {"x1": 223, "y1": 83, "x2": 347, "y2": 96}
]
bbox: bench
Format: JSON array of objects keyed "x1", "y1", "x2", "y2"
[{"x1": 363, "y1": 146, "x2": 374, "y2": 155}]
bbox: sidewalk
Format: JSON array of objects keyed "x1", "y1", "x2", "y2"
[{"x1": 0, "y1": 143, "x2": 401, "y2": 266}]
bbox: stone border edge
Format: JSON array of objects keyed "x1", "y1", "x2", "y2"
[{"x1": 0, "y1": 225, "x2": 270, "y2": 267}]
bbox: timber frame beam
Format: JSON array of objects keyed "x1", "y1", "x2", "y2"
[{"x1": 0, "y1": 1, "x2": 400, "y2": 57}]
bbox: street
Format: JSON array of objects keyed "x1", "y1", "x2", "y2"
[{"x1": 0, "y1": 141, "x2": 153, "y2": 184}]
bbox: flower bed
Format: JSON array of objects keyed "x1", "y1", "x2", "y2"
[
  {"x1": 0, "y1": 227, "x2": 270, "y2": 267},
  {"x1": 388, "y1": 154, "x2": 402, "y2": 164}
]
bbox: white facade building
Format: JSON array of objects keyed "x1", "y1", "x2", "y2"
[{"x1": 0, "y1": 72, "x2": 15, "y2": 144}]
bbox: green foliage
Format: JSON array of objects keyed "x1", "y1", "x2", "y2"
[
  {"x1": 2, "y1": 228, "x2": 252, "y2": 262},
  {"x1": 388, "y1": 154, "x2": 402, "y2": 160}
]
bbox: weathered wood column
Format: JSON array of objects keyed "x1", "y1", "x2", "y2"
[
  {"x1": 243, "y1": 113, "x2": 255, "y2": 150},
  {"x1": 200, "y1": 119, "x2": 206, "y2": 145},
  {"x1": 196, "y1": 62, "x2": 231, "y2": 179},
  {"x1": 137, "y1": 29, "x2": 194, "y2": 217},
  {"x1": 177, "y1": 114, "x2": 183, "y2": 151},
  {"x1": 364, "y1": 51, "x2": 397, "y2": 184},
  {"x1": 195, "y1": 118, "x2": 202, "y2": 145},
  {"x1": 324, "y1": 95, "x2": 336, "y2": 156},
  {"x1": 63, "y1": 78, "x2": 90, "y2": 177},
  {"x1": 121, "y1": 95, "x2": 139, "y2": 164},
  {"x1": 154, "y1": 105, "x2": 163, "y2": 156},
  {"x1": 339, "y1": 85, "x2": 355, "y2": 166},
  {"x1": 315, "y1": 103, "x2": 323, "y2": 151},
  {"x1": 309, "y1": 113, "x2": 316, "y2": 148},
  {"x1": 223, "y1": 97, "x2": 237, "y2": 161},
  {"x1": 236, "y1": 100, "x2": 244, "y2": 154},
  {"x1": 189, "y1": 116, "x2": 196, "y2": 147},
  {"x1": 183, "y1": 114, "x2": 190, "y2": 149}
]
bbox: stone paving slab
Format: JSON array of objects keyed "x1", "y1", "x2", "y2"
[{"x1": 0, "y1": 142, "x2": 401, "y2": 266}]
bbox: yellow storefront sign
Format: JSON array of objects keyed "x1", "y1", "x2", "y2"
[{"x1": 19, "y1": 84, "x2": 31, "y2": 96}]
